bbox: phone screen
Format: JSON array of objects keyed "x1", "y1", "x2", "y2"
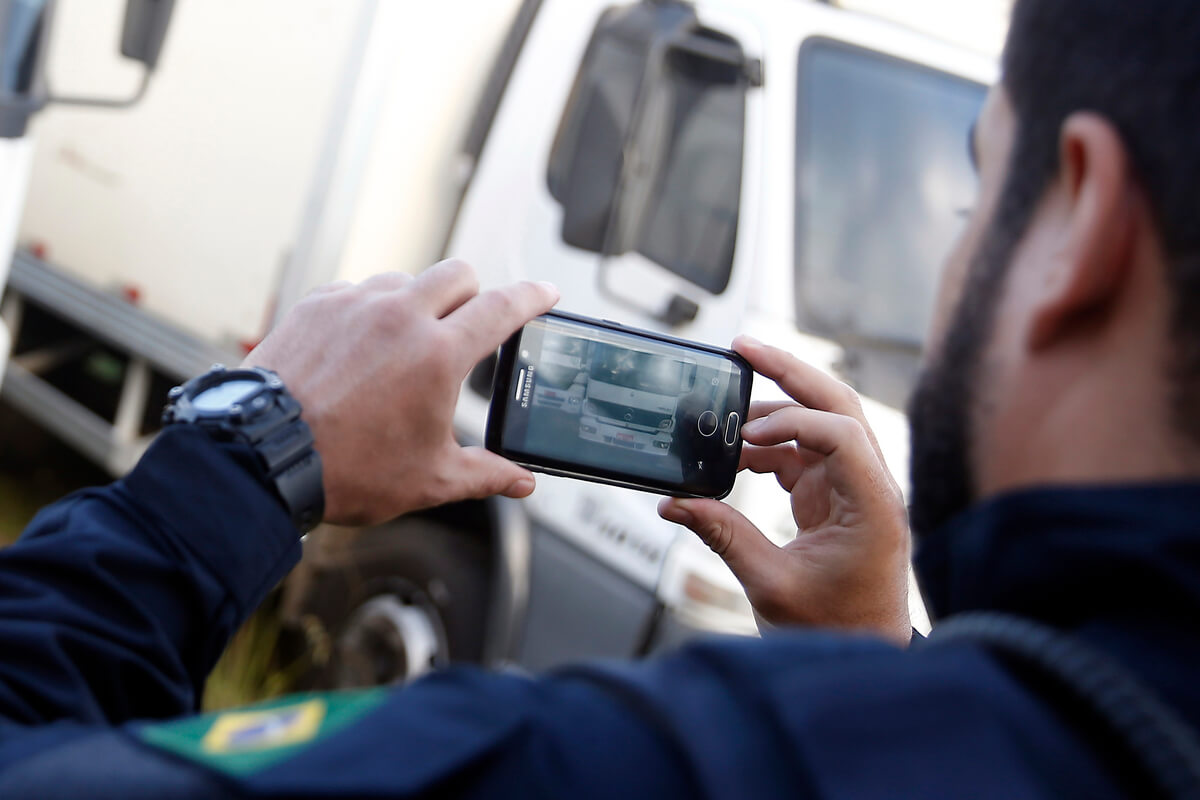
[{"x1": 490, "y1": 314, "x2": 749, "y2": 497}]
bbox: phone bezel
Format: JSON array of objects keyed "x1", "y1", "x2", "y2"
[{"x1": 485, "y1": 310, "x2": 753, "y2": 500}]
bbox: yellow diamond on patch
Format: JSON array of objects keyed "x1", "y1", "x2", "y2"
[{"x1": 202, "y1": 698, "x2": 326, "y2": 754}]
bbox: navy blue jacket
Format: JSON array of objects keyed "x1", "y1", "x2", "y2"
[{"x1": 0, "y1": 425, "x2": 1197, "y2": 798}]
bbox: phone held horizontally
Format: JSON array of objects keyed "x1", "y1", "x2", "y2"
[{"x1": 486, "y1": 311, "x2": 753, "y2": 499}]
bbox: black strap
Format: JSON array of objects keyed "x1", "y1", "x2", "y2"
[{"x1": 927, "y1": 612, "x2": 1200, "y2": 800}]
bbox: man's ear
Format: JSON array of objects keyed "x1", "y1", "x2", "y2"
[{"x1": 1028, "y1": 113, "x2": 1138, "y2": 351}]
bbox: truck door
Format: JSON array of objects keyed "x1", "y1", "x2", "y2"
[{"x1": 544, "y1": 1, "x2": 763, "y2": 343}]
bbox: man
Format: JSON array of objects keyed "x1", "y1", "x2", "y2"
[{"x1": 1, "y1": 0, "x2": 1197, "y2": 795}]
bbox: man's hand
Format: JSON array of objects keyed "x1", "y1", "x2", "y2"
[
  {"x1": 243, "y1": 260, "x2": 559, "y2": 526},
  {"x1": 658, "y1": 337, "x2": 912, "y2": 645}
]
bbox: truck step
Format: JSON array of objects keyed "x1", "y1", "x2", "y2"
[
  {"x1": 5, "y1": 251, "x2": 236, "y2": 381},
  {"x1": 1, "y1": 251, "x2": 241, "y2": 475},
  {"x1": 2, "y1": 360, "x2": 145, "y2": 474}
]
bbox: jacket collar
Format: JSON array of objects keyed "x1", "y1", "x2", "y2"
[{"x1": 915, "y1": 482, "x2": 1200, "y2": 626}]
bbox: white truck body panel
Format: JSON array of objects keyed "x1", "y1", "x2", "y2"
[{"x1": 18, "y1": 0, "x2": 523, "y2": 347}]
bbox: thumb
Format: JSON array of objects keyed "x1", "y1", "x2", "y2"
[
  {"x1": 454, "y1": 446, "x2": 537, "y2": 500},
  {"x1": 658, "y1": 497, "x2": 781, "y2": 590}
]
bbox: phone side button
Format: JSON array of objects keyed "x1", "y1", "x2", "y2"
[
  {"x1": 697, "y1": 410, "x2": 719, "y2": 437},
  {"x1": 725, "y1": 412, "x2": 740, "y2": 446}
]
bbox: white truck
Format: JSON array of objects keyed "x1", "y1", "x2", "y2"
[
  {"x1": 0, "y1": 0, "x2": 996, "y2": 686},
  {"x1": 0, "y1": 0, "x2": 176, "y2": 388},
  {"x1": 578, "y1": 342, "x2": 695, "y2": 456}
]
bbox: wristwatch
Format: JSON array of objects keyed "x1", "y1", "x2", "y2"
[{"x1": 163, "y1": 365, "x2": 325, "y2": 533}]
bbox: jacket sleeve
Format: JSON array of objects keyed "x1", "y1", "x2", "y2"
[{"x1": 0, "y1": 425, "x2": 301, "y2": 726}]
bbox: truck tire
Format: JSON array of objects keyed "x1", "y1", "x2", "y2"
[{"x1": 288, "y1": 517, "x2": 492, "y2": 689}]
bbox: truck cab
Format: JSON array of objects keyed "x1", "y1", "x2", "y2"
[
  {"x1": 279, "y1": 0, "x2": 996, "y2": 683},
  {"x1": 1, "y1": 0, "x2": 996, "y2": 687},
  {"x1": 382, "y1": 0, "x2": 995, "y2": 674}
]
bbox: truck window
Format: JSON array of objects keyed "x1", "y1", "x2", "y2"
[
  {"x1": 547, "y1": 33, "x2": 646, "y2": 216},
  {"x1": 794, "y1": 39, "x2": 984, "y2": 355},
  {"x1": 590, "y1": 344, "x2": 688, "y2": 396},
  {"x1": 637, "y1": 42, "x2": 745, "y2": 295}
]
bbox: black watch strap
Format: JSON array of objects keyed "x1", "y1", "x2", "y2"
[
  {"x1": 244, "y1": 393, "x2": 325, "y2": 533},
  {"x1": 164, "y1": 367, "x2": 325, "y2": 533}
]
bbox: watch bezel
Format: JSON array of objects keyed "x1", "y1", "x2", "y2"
[{"x1": 169, "y1": 367, "x2": 285, "y2": 424}]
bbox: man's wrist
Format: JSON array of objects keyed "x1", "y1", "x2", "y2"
[{"x1": 163, "y1": 366, "x2": 324, "y2": 534}]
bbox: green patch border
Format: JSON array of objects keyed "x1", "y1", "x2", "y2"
[{"x1": 136, "y1": 688, "x2": 389, "y2": 778}]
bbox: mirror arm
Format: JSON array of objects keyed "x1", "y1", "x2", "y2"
[
  {"x1": 45, "y1": 67, "x2": 150, "y2": 109},
  {"x1": 596, "y1": 267, "x2": 701, "y2": 329}
]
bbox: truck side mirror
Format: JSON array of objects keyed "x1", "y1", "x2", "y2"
[
  {"x1": 547, "y1": 2, "x2": 759, "y2": 266},
  {"x1": 547, "y1": 2, "x2": 695, "y2": 255},
  {"x1": 120, "y1": 0, "x2": 175, "y2": 70}
]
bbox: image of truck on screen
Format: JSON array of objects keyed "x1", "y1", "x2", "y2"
[{"x1": 580, "y1": 342, "x2": 698, "y2": 456}]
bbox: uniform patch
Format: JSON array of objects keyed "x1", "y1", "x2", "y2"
[
  {"x1": 201, "y1": 698, "x2": 325, "y2": 753},
  {"x1": 135, "y1": 688, "x2": 389, "y2": 778}
]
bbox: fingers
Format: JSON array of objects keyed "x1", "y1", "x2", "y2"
[
  {"x1": 734, "y1": 337, "x2": 862, "y2": 417},
  {"x1": 739, "y1": 443, "x2": 809, "y2": 491},
  {"x1": 446, "y1": 280, "x2": 560, "y2": 367},
  {"x1": 734, "y1": 336, "x2": 890, "y2": 468},
  {"x1": 658, "y1": 497, "x2": 782, "y2": 592},
  {"x1": 409, "y1": 259, "x2": 482, "y2": 317},
  {"x1": 359, "y1": 271, "x2": 413, "y2": 293},
  {"x1": 450, "y1": 446, "x2": 537, "y2": 501},
  {"x1": 741, "y1": 405, "x2": 871, "y2": 458},
  {"x1": 740, "y1": 405, "x2": 898, "y2": 498},
  {"x1": 748, "y1": 400, "x2": 798, "y2": 421},
  {"x1": 307, "y1": 279, "x2": 354, "y2": 296}
]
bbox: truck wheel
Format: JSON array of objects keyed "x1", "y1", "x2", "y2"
[{"x1": 293, "y1": 517, "x2": 491, "y2": 689}]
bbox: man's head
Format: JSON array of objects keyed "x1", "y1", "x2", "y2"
[{"x1": 908, "y1": 0, "x2": 1200, "y2": 538}]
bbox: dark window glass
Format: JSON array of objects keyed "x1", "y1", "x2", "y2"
[
  {"x1": 636, "y1": 44, "x2": 745, "y2": 295},
  {"x1": 795, "y1": 40, "x2": 984, "y2": 347},
  {"x1": 547, "y1": 34, "x2": 645, "y2": 208}
]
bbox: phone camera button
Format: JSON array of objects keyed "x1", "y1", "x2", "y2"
[
  {"x1": 697, "y1": 410, "x2": 719, "y2": 437},
  {"x1": 725, "y1": 412, "x2": 740, "y2": 446}
]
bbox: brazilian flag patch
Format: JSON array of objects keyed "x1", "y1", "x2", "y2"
[{"x1": 136, "y1": 688, "x2": 389, "y2": 777}]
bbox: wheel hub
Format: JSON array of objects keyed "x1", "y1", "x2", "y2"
[{"x1": 335, "y1": 593, "x2": 447, "y2": 686}]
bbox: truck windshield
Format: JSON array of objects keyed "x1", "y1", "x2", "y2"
[
  {"x1": 794, "y1": 39, "x2": 984, "y2": 396},
  {"x1": 590, "y1": 344, "x2": 691, "y2": 396}
]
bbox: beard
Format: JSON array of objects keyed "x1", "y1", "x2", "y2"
[
  {"x1": 907, "y1": 211, "x2": 1024, "y2": 541},
  {"x1": 906, "y1": 316, "x2": 981, "y2": 542}
]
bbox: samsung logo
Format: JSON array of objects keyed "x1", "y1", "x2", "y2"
[{"x1": 517, "y1": 366, "x2": 534, "y2": 409}]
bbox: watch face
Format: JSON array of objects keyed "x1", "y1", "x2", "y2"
[{"x1": 193, "y1": 379, "x2": 263, "y2": 413}]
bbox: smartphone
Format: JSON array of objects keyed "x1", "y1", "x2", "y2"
[{"x1": 485, "y1": 310, "x2": 753, "y2": 499}]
